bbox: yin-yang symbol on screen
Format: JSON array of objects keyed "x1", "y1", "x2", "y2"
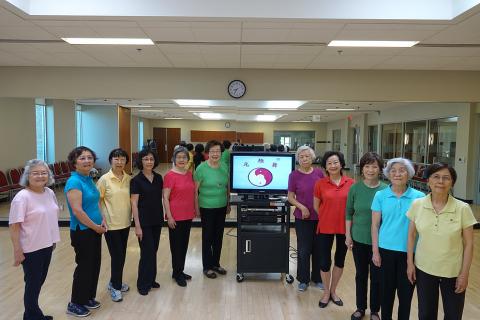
[{"x1": 248, "y1": 168, "x2": 273, "y2": 187}]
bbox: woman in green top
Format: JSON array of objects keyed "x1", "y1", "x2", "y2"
[
  {"x1": 194, "y1": 140, "x2": 230, "y2": 279},
  {"x1": 345, "y1": 152, "x2": 387, "y2": 320},
  {"x1": 221, "y1": 140, "x2": 231, "y2": 169}
]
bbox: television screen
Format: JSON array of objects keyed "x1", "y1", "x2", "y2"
[{"x1": 230, "y1": 152, "x2": 295, "y2": 195}]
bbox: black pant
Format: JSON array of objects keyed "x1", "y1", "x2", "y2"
[
  {"x1": 352, "y1": 240, "x2": 380, "y2": 312},
  {"x1": 294, "y1": 219, "x2": 322, "y2": 283},
  {"x1": 104, "y1": 227, "x2": 130, "y2": 290},
  {"x1": 200, "y1": 207, "x2": 227, "y2": 271},
  {"x1": 22, "y1": 246, "x2": 53, "y2": 320},
  {"x1": 137, "y1": 225, "x2": 161, "y2": 291},
  {"x1": 318, "y1": 233, "x2": 347, "y2": 272},
  {"x1": 70, "y1": 228, "x2": 102, "y2": 305},
  {"x1": 379, "y1": 248, "x2": 414, "y2": 320},
  {"x1": 169, "y1": 219, "x2": 192, "y2": 278},
  {"x1": 416, "y1": 267, "x2": 466, "y2": 320}
]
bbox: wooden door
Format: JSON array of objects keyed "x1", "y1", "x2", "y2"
[
  {"x1": 153, "y1": 127, "x2": 168, "y2": 163},
  {"x1": 166, "y1": 128, "x2": 181, "y2": 161},
  {"x1": 118, "y1": 106, "x2": 132, "y2": 173}
]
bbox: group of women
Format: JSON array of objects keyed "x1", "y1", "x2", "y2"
[
  {"x1": 8, "y1": 139, "x2": 231, "y2": 318},
  {"x1": 288, "y1": 146, "x2": 476, "y2": 320},
  {"x1": 8, "y1": 141, "x2": 476, "y2": 320}
]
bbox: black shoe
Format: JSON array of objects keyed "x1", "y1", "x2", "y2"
[
  {"x1": 44, "y1": 316, "x2": 53, "y2": 320},
  {"x1": 138, "y1": 288, "x2": 149, "y2": 296},
  {"x1": 351, "y1": 309, "x2": 365, "y2": 320},
  {"x1": 175, "y1": 277, "x2": 187, "y2": 287},
  {"x1": 151, "y1": 281, "x2": 160, "y2": 289},
  {"x1": 84, "y1": 299, "x2": 101, "y2": 310},
  {"x1": 182, "y1": 272, "x2": 192, "y2": 280},
  {"x1": 203, "y1": 270, "x2": 217, "y2": 279},
  {"x1": 330, "y1": 295, "x2": 344, "y2": 306},
  {"x1": 318, "y1": 299, "x2": 329, "y2": 308},
  {"x1": 212, "y1": 266, "x2": 227, "y2": 275}
]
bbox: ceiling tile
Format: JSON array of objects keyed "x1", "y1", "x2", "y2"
[
  {"x1": 91, "y1": 27, "x2": 149, "y2": 38},
  {"x1": 373, "y1": 55, "x2": 464, "y2": 69},
  {"x1": 142, "y1": 27, "x2": 194, "y2": 41},
  {"x1": 192, "y1": 27, "x2": 241, "y2": 42},
  {"x1": 0, "y1": 7, "x2": 31, "y2": 26},
  {"x1": 337, "y1": 23, "x2": 447, "y2": 41},
  {"x1": 40, "y1": 26, "x2": 98, "y2": 38},
  {"x1": 308, "y1": 54, "x2": 392, "y2": 69},
  {"x1": 0, "y1": 26, "x2": 59, "y2": 40},
  {"x1": 242, "y1": 28, "x2": 290, "y2": 42}
]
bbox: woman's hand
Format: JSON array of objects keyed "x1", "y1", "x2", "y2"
[
  {"x1": 407, "y1": 262, "x2": 416, "y2": 284},
  {"x1": 13, "y1": 248, "x2": 25, "y2": 267},
  {"x1": 226, "y1": 205, "x2": 231, "y2": 215},
  {"x1": 455, "y1": 272, "x2": 469, "y2": 293},
  {"x1": 101, "y1": 218, "x2": 108, "y2": 232},
  {"x1": 195, "y1": 208, "x2": 201, "y2": 218},
  {"x1": 167, "y1": 216, "x2": 176, "y2": 229},
  {"x1": 300, "y1": 206, "x2": 310, "y2": 219},
  {"x1": 135, "y1": 225, "x2": 143, "y2": 241},
  {"x1": 345, "y1": 236, "x2": 353, "y2": 250},
  {"x1": 94, "y1": 224, "x2": 107, "y2": 234},
  {"x1": 372, "y1": 250, "x2": 381, "y2": 267}
]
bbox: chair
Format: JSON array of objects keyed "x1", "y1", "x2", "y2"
[
  {"x1": 60, "y1": 161, "x2": 71, "y2": 178},
  {"x1": 0, "y1": 170, "x2": 12, "y2": 200},
  {"x1": 7, "y1": 168, "x2": 23, "y2": 197},
  {"x1": 53, "y1": 162, "x2": 69, "y2": 185}
]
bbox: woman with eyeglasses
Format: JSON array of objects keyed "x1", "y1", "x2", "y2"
[
  {"x1": 163, "y1": 146, "x2": 196, "y2": 287},
  {"x1": 194, "y1": 140, "x2": 230, "y2": 279},
  {"x1": 130, "y1": 149, "x2": 164, "y2": 296},
  {"x1": 65, "y1": 146, "x2": 107, "y2": 317},
  {"x1": 371, "y1": 157, "x2": 424, "y2": 320},
  {"x1": 407, "y1": 163, "x2": 476, "y2": 320},
  {"x1": 9, "y1": 159, "x2": 60, "y2": 320},
  {"x1": 97, "y1": 148, "x2": 132, "y2": 302},
  {"x1": 314, "y1": 151, "x2": 354, "y2": 308}
]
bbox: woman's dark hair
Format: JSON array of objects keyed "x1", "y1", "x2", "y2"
[
  {"x1": 67, "y1": 146, "x2": 97, "y2": 168},
  {"x1": 277, "y1": 144, "x2": 285, "y2": 152},
  {"x1": 205, "y1": 140, "x2": 224, "y2": 153},
  {"x1": 426, "y1": 162, "x2": 457, "y2": 186},
  {"x1": 321, "y1": 150, "x2": 346, "y2": 175},
  {"x1": 194, "y1": 143, "x2": 204, "y2": 153},
  {"x1": 108, "y1": 148, "x2": 129, "y2": 164},
  {"x1": 136, "y1": 149, "x2": 159, "y2": 170},
  {"x1": 359, "y1": 152, "x2": 383, "y2": 174},
  {"x1": 223, "y1": 140, "x2": 232, "y2": 149},
  {"x1": 186, "y1": 143, "x2": 194, "y2": 151}
]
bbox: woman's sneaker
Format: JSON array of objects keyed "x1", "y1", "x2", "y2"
[
  {"x1": 110, "y1": 288, "x2": 123, "y2": 302},
  {"x1": 67, "y1": 302, "x2": 91, "y2": 317},
  {"x1": 84, "y1": 299, "x2": 101, "y2": 309},
  {"x1": 108, "y1": 282, "x2": 130, "y2": 293}
]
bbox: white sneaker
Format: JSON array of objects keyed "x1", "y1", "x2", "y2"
[
  {"x1": 110, "y1": 288, "x2": 123, "y2": 302},
  {"x1": 108, "y1": 282, "x2": 130, "y2": 293}
]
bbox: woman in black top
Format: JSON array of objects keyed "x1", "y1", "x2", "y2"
[
  {"x1": 193, "y1": 143, "x2": 205, "y2": 169},
  {"x1": 130, "y1": 149, "x2": 164, "y2": 296}
]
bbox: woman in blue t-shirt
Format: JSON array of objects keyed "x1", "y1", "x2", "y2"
[{"x1": 65, "y1": 146, "x2": 107, "y2": 317}]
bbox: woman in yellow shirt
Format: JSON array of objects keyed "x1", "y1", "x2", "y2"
[
  {"x1": 407, "y1": 163, "x2": 476, "y2": 320},
  {"x1": 97, "y1": 148, "x2": 132, "y2": 302}
]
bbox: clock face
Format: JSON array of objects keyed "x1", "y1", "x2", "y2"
[{"x1": 228, "y1": 80, "x2": 246, "y2": 99}]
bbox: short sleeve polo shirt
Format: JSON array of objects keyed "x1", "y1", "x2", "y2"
[
  {"x1": 371, "y1": 186, "x2": 424, "y2": 252},
  {"x1": 407, "y1": 194, "x2": 477, "y2": 277},
  {"x1": 314, "y1": 175, "x2": 354, "y2": 234},
  {"x1": 65, "y1": 171, "x2": 102, "y2": 231},
  {"x1": 130, "y1": 171, "x2": 164, "y2": 227}
]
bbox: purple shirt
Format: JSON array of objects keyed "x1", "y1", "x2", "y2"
[{"x1": 288, "y1": 167, "x2": 324, "y2": 220}]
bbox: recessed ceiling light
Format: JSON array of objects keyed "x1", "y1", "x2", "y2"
[
  {"x1": 293, "y1": 120, "x2": 311, "y2": 123},
  {"x1": 325, "y1": 108, "x2": 355, "y2": 111},
  {"x1": 174, "y1": 99, "x2": 211, "y2": 106},
  {"x1": 62, "y1": 38, "x2": 154, "y2": 45},
  {"x1": 164, "y1": 117, "x2": 183, "y2": 120},
  {"x1": 193, "y1": 113, "x2": 222, "y2": 120},
  {"x1": 256, "y1": 115, "x2": 283, "y2": 122},
  {"x1": 328, "y1": 40, "x2": 418, "y2": 47}
]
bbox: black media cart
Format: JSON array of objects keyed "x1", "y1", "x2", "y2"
[{"x1": 233, "y1": 197, "x2": 293, "y2": 284}]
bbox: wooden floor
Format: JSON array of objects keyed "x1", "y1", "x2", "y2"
[{"x1": 0, "y1": 227, "x2": 479, "y2": 320}]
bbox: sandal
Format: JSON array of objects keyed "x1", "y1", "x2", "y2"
[
  {"x1": 370, "y1": 312, "x2": 380, "y2": 320},
  {"x1": 351, "y1": 309, "x2": 365, "y2": 320},
  {"x1": 203, "y1": 270, "x2": 217, "y2": 279}
]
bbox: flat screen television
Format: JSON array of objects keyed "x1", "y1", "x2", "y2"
[{"x1": 230, "y1": 152, "x2": 295, "y2": 195}]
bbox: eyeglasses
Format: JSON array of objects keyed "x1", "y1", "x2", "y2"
[
  {"x1": 30, "y1": 171, "x2": 49, "y2": 177},
  {"x1": 326, "y1": 161, "x2": 340, "y2": 166},
  {"x1": 78, "y1": 156, "x2": 94, "y2": 161},
  {"x1": 430, "y1": 174, "x2": 452, "y2": 182},
  {"x1": 142, "y1": 157, "x2": 155, "y2": 162},
  {"x1": 390, "y1": 169, "x2": 408, "y2": 175},
  {"x1": 112, "y1": 157, "x2": 127, "y2": 163},
  {"x1": 209, "y1": 150, "x2": 221, "y2": 154}
]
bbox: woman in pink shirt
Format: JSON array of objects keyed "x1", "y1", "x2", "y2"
[
  {"x1": 9, "y1": 159, "x2": 60, "y2": 320},
  {"x1": 163, "y1": 146, "x2": 196, "y2": 287}
]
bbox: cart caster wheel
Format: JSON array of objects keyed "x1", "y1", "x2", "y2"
[
  {"x1": 285, "y1": 274, "x2": 294, "y2": 284},
  {"x1": 236, "y1": 273, "x2": 245, "y2": 283}
]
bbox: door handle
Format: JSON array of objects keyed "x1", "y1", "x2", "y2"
[
  {"x1": 245, "y1": 239, "x2": 251, "y2": 254},
  {"x1": 164, "y1": 144, "x2": 167, "y2": 152}
]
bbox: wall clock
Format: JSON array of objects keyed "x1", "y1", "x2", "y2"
[{"x1": 228, "y1": 80, "x2": 246, "y2": 99}]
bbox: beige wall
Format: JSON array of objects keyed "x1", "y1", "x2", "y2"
[
  {"x1": 0, "y1": 98, "x2": 36, "y2": 172},
  {"x1": 147, "y1": 119, "x2": 327, "y2": 154}
]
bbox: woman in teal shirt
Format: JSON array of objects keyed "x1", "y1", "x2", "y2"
[
  {"x1": 346, "y1": 152, "x2": 387, "y2": 320},
  {"x1": 194, "y1": 140, "x2": 230, "y2": 279}
]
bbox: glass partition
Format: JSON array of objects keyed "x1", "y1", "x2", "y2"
[
  {"x1": 368, "y1": 125, "x2": 378, "y2": 153},
  {"x1": 404, "y1": 120, "x2": 427, "y2": 163},
  {"x1": 332, "y1": 129, "x2": 341, "y2": 152},
  {"x1": 381, "y1": 123, "x2": 402, "y2": 159},
  {"x1": 273, "y1": 130, "x2": 315, "y2": 151},
  {"x1": 428, "y1": 117, "x2": 457, "y2": 166}
]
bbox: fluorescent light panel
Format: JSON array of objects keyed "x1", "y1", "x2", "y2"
[
  {"x1": 265, "y1": 101, "x2": 305, "y2": 109},
  {"x1": 179, "y1": 105, "x2": 210, "y2": 108},
  {"x1": 194, "y1": 113, "x2": 222, "y2": 120},
  {"x1": 326, "y1": 108, "x2": 355, "y2": 111},
  {"x1": 164, "y1": 117, "x2": 183, "y2": 120},
  {"x1": 328, "y1": 40, "x2": 418, "y2": 47},
  {"x1": 174, "y1": 99, "x2": 211, "y2": 106},
  {"x1": 256, "y1": 115, "x2": 282, "y2": 122},
  {"x1": 127, "y1": 105, "x2": 152, "y2": 108},
  {"x1": 62, "y1": 38, "x2": 154, "y2": 45},
  {"x1": 293, "y1": 120, "x2": 311, "y2": 123}
]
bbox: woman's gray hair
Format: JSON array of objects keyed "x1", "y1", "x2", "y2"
[
  {"x1": 172, "y1": 146, "x2": 190, "y2": 164},
  {"x1": 295, "y1": 145, "x2": 316, "y2": 162},
  {"x1": 383, "y1": 157, "x2": 415, "y2": 179},
  {"x1": 19, "y1": 159, "x2": 55, "y2": 187}
]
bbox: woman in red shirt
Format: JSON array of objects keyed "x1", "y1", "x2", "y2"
[
  {"x1": 314, "y1": 151, "x2": 354, "y2": 308},
  {"x1": 163, "y1": 146, "x2": 196, "y2": 287}
]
